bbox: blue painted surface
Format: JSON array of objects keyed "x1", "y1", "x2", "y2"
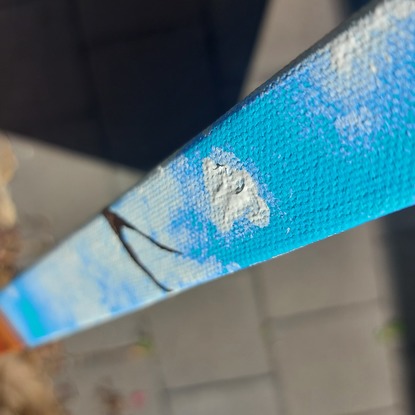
[{"x1": 1, "y1": 0, "x2": 415, "y2": 346}]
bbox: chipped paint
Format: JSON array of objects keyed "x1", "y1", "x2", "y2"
[{"x1": 203, "y1": 155, "x2": 270, "y2": 233}]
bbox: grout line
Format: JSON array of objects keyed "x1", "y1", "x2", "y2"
[
  {"x1": 141, "y1": 313, "x2": 175, "y2": 415},
  {"x1": 249, "y1": 265, "x2": 289, "y2": 415},
  {"x1": 263, "y1": 297, "x2": 383, "y2": 327},
  {"x1": 368, "y1": 225, "x2": 410, "y2": 409},
  {"x1": 337, "y1": 404, "x2": 403, "y2": 415},
  {"x1": 165, "y1": 371, "x2": 275, "y2": 394}
]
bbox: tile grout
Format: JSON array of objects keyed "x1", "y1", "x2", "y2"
[
  {"x1": 262, "y1": 296, "x2": 383, "y2": 328},
  {"x1": 144, "y1": 313, "x2": 175, "y2": 415},
  {"x1": 249, "y1": 265, "x2": 290, "y2": 415},
  {"x1": 337, "y1": 404, "x2": 403, "y2": 415},
  {"x1": 165, "y1": 371, "x2": 275, "y2": 395}
]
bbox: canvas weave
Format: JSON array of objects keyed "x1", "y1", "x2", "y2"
[{"x1": 1, "y1": 0, "x2": 415, "y2": 348}]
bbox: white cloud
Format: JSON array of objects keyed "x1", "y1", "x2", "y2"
[{"x1": 329, "y1": 0, "x2": 415, "y2": 77}]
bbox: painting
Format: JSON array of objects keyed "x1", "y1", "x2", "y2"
[{"x1": 1, "y1": 0, "x2": 415, "y2": 349}]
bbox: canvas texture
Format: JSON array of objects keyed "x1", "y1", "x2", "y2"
[{"x1": 1, "y1": 0, "x2": 415, "y2": 347}]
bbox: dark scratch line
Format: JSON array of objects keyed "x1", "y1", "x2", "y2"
[{"x1": 102, "y1": 208, "x2": 179, "y2": 292}]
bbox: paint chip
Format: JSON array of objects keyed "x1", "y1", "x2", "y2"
[{"x1": 203, "y1": 156, "x2": 270, "y2": 233}]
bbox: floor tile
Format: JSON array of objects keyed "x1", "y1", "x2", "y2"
[
  {"x1": 149, "y1": 269, "x2": 269, "y2": 388},
  {"x1": 169, "y1": 375, "x2": 280, "y2": 415},
  {"x1": 57, "y1": 347, "x2": 164, "y2": 415},
  {"x1": 270, "y1": 303, "x2": 394, "y2": 415},
  {"x1": 258, "y1": 225, "x2": 379, "y2": 318},
  {"x1": 63, "y1": 310, "x2": 151, "y2": 355}
]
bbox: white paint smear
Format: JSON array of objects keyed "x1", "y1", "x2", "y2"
[
  {"x1": 330, "y1": 0, "x2": 415, "y2": 76},
  {"x1": 203, "y1": 156, "x2": 270, "y2": 233}
]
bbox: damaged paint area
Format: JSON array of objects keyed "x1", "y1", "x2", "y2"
[{"x1": 203, "y1": 156, "x2": 270, "y2": 233}]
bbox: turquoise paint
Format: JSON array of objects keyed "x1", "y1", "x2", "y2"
[{"x1": 1, "y1": 0, "x2": 415, "y2": 346}]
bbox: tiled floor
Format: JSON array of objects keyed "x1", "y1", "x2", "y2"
[
  {"x1": 149, "y1": 270, "x2": 269, "y2": 388},
  {"x1": 270, "y1": 302, "x2": 394, "y2": 415},
  {"x1": 8, "y1": 0, "x2": 408, "y2": 414},
  {"x1": 256, "y1": 227, "x2": 379, "y2": 318},
  {"x1": 168, "y1": 375, "x2": 279, "y2": 415}
]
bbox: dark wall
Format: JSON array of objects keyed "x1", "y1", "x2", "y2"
[
  {"x1": 346, "y1": 0, "x2": 371, "y2": 11},
  {"x1": 0, "y1": 0, "x2": 267, "y2": 169}
]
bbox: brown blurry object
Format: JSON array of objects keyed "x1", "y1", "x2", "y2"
[
  {"x1": 97, "y1": 380, "x2": 125, "y2": 415},
  {"x1": 0, "y1": 135, "x2": 63, "y2": 414},
  {"x1": 0, "y1": 312, "x2": 24, "y2": 354},
  {"x1": 0, "y1": 227, "x2": 21, "y2": 288},
  {"x1": 0, "y1": 133, "x2": 18, "y2": 229},
  {"x1": 0, "y1": 348, "x2": 65, "y2": 415},
  {"x1": 0, "y1": 188, "x2": 17, "y2": 231},
  {"x1": 0, "y1": 135, "x2": 17, "y2": 187},
  {"x1": 0, "y1": 134, "x2": 20, "y2": 288}
]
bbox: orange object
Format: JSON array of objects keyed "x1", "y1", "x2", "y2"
[{"x1": 0, "y1": 311, "x2": 24, "y2": 353}]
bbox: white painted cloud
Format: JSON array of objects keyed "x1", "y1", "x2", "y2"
[
  {"x1": 203, "y1": 155, "x2": 270, "y2": 233},
  {"x1": 330, "y1": 0, "x2": 415, "y2": 77}
]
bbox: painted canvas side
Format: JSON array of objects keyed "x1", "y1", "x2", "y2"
[{"x1": 1, "y1": 0, "x2": 415, "y2": 347}]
